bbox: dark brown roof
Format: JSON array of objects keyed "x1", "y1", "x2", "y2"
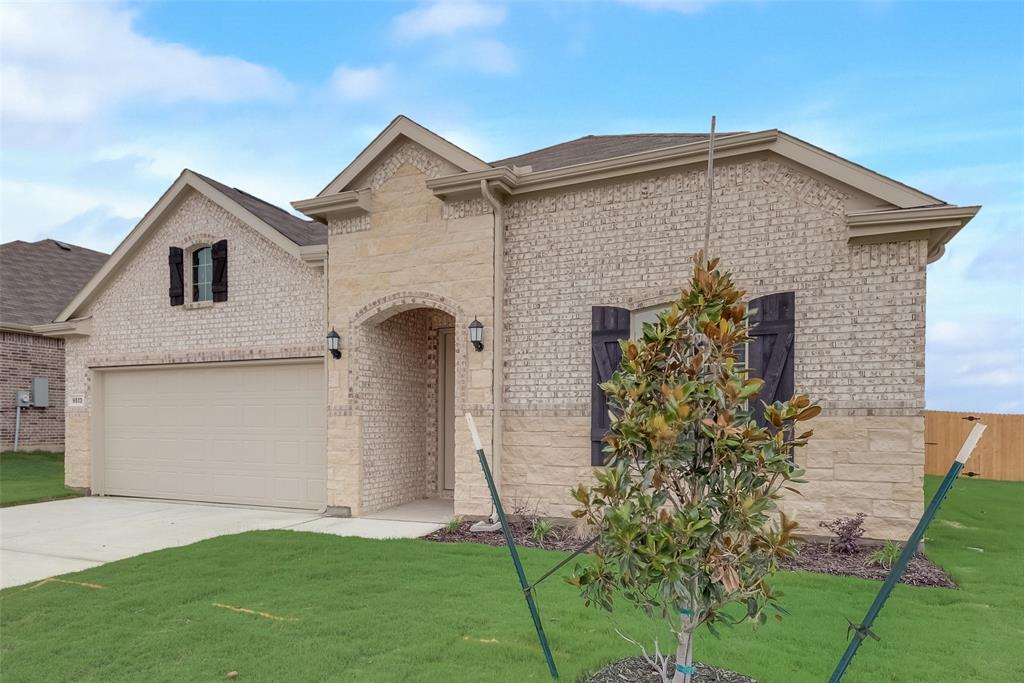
[
  {"x1": 193, "y1": 171, "x2": 326, "y2": 247},
  {"x1": 491, "y1": 133, "x2": 741, "y2": 172},
  {"x1": 1, "y1": 239, "x2": 109, "y2": 327}
]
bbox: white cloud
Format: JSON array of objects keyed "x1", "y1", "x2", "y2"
[
  {"x1": 925, "y1": 316, "x2": 1024, "y2": 412},
  {"x1": 437, "y1": 39, "x2": 518, "y2": 75},
  {"x1": 0, "y1": 2, "x2": 293, "y2": 125},
  {"x1": 45, "y1": 207, "x2": 138, "y2": 255},
  {"x1": 329, "y1": 65, "x2": 392, "y2": 102},
  {"x1": 392, "y1": 1, "x2": 507, "y2": 40},
  {"x1": 0, "y1": 177, "x2": 151, "y2": 243}
]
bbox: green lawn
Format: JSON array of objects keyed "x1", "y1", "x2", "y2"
[
  {"x1": 1, "y1": 476, "x2": 1021, "y2": 682},
  {"x1": 0, "y1": 451, "x2": 79, "y2": 506}
]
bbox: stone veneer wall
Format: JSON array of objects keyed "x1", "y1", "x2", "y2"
[
  {"x1": 0, "y1": 331, "x2": 65, "y2": 451},
  {"x1": 63, "y1": 189, "x2": 325, "y2": 489},
  {"x1": 500, "y1": 157, "x2": 928, "y2": 539},
  {"x1": 326, "y1": 140, "x2": 496, "y2": 516}
]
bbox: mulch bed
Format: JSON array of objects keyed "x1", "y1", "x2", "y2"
[
  {"x1": 424, "y1": 518, "x2": 588, "y2": 553},
  {"x1": 779, "y1": 541, "x2": 956, "y2": 588},
  {"x1": 425, "y1": 522, "x2": 955, "y2": 588},
  {"x1": 587, "y1": 656, "x2": 755, "y2": 683}
]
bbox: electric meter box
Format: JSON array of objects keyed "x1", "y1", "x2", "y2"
[{"x1": 31, "y1": 377, "x2": 49, "y2": 407}]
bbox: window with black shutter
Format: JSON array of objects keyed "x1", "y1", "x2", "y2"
[
  {"x1": 211, "y1": 239, "x2": 228, "y2": 302},
  {"x1": 747, "y1": 292, "x2": 796, "y2": 426},
  {"x1": 591, "y1": 306, "x2": 630, "y2": 466},
  {"x1": 168, "y1": 246, "x2": 184, "y2": 306}
]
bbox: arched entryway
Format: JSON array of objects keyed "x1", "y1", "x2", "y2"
[{"x1": 354, "y1": 304, "x2": 460, "y2": 514}]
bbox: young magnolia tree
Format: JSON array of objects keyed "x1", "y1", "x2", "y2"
[{"x1": 570, "y1": 253, "x2": 818, "y2": 683}]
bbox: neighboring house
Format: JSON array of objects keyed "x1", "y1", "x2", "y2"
[
  {"x1": 48, "y1": 116, "x2": 979, "y2": 540},
  {"x1": 1, "y1": 239, "x2": 109, "y2": 451}
]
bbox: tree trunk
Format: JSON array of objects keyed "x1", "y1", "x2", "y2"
[{"x1": 671, "y1": 609, "x2": 696, "y2": 683}]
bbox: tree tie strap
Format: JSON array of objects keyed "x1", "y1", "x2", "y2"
[
  {"x1": 675, "y1": 663, "x2": 697, "y2": 674},
  {"x1": 846, "y1": 618, "x2": 880, "y2": 642}
]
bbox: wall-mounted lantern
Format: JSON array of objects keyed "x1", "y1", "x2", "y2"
[
  {"x1": 327, "y1": 328, "x2": 341, "y2": 359},
  {"x1": 469, "y1": 317, "x2": 484, "y2": 352}
]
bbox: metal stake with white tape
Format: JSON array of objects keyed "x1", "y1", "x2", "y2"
[
  {"x1": 465, "y1": 412, "x2": 559, "y2": 679},
  {"x1": 828, "y1": 421, "x2": 987, "y2": 682}
]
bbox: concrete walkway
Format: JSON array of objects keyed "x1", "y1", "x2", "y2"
[{"x1": 0, "y1": 497, "x2": 443, "y2": 589}]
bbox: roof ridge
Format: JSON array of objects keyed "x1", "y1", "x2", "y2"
[
  {"x1": 1, "y1": 238, "x2": 108, "y2": 255},
  {"x1": 490, "y1": 131, "x2": 741, "y2": 171},
  {"x1": 585, "y1": 132, "x2": 712, "y2": 138}
]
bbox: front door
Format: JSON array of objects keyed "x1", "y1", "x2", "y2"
[{"x1": 438, "y1": 329, "x2": 456, "y2": 491}]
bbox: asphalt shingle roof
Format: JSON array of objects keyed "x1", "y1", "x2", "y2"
[
  {"x1": 0, "y1": 239, "x2": 109, "y2": 326},
  {"x1": 490, "y1": 133, "x2": 741, "y2": 172},
  {"x1": 193, "y1": 172, "x2": 327, "y2": 247}
]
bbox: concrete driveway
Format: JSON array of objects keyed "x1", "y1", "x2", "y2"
[{"x1": 0, "y1": 497, "x2": 442, "y2": 589}]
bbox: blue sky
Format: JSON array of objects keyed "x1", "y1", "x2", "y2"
[{"x1": 1, "y1": 1, "x2": 1021, "y2": 412}]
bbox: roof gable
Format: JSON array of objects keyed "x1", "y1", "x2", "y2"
[
  {"x1": 316, "y1": 115, "x2": 490, "y2": 196},
  {"x1": 56, "y1": 170, "x2": 321, "y2": 323}
]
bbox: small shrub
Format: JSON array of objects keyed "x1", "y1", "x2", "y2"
[
  {"x1": 865, "y1": 541, "x2": 902, "y2": 570},
  {"x1": 820, "y1": 513, "x2": 866, "y2": 554},
  {"x1": 508, "y1": 494, "x2": 542, "y2": 520},
  {"x1": 531, "y1": 518, "x2": 554, "y2": 547},
  {"x1": 444, "y1": 516, "x2": 462, "y2": 534}
]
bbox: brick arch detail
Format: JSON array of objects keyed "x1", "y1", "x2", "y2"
[{"x1": 352, "y1": 290, "x2": 466, "y2": 328}]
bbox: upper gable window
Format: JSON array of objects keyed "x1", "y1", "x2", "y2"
[{"x1": 192, "y1": 246, "x2": 213, "y2": 302}]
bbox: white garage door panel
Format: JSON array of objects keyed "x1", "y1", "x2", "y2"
[{"x1": 101, "y1": 361, "x2": 326, "y2": 509}]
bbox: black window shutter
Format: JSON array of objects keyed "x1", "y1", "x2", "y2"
[
  {"x1": 591, "y1": 306, "x2": 630, "y2": 465},
  {"x1": 211, "y1": 239, "x2": 228, "y2": 302},
  {"x1": 748, "y1": 292, "x2": 795, "y2": 426},
  {"x1": 168, "y1": 247, "x2": 184, "y2": 306}
]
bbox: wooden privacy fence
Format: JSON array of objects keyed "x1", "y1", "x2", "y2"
[{"x1": 925, "y1": 411, "x2": 1024, "y2": 481}]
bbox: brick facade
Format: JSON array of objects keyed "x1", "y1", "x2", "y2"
[
  {"x1": 501, "y1": 157, "x2": 927, "y2": 538},
  {"x1": 0, "y1": 331, "x2": 65, "y2": 451},
  {"x1": 63, "y1": 189, "x2": 325, "y2": 489}
]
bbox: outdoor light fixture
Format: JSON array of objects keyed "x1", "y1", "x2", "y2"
[
  {"x1": 469, "y1": 317, "x2": 484, "y2": 352},
  {"x1": 326, "y1": 328, "x2": 341, "y2": 359}
]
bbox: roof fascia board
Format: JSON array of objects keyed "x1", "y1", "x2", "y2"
[
  {"x1": 299, "y1": 244, "x2": 328, "y2": 266},
  {"x1": 56, "y1": 170, "x2": 303, "y2": 322},
  {"x1": 34, "y1": 318, "x2": 93, "y2": 338},
  {"x1": 0, "y1": 322, "x2": 37, "y2": 334},
  {"x1": 56, "y1": 173, "x2": 191, "y2": 323},
  {"x1": 317, "y1": 116, "x2": 491, "y2": 197},
  {"x1": 428, "y1": 130, "x2": 946, "y2": 211},
  {"x1": 501, "y1": 130, "x2": 777, "y2": 195},
  {"x1": 847, "y1": 205, "x2": 980, "y2": 262},
  {"x1": 292, "y1": 188, "x2": 371, "y2": 222},
  {"x1": 425, "y1": 167, "x2": 518, "y2": 199},
  {"x1": 773, "y1": 134, "x2": 942, "y2": 208}
]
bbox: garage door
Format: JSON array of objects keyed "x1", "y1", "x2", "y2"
[{"x1": 99, "y1": 360, "x2": 326, "y2": 509}]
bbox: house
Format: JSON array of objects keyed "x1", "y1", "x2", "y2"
[
  {"x1": 1, "y1": 239, "x2": 109, "y2": 451},
  {"x1": 47, "y1": 116, "x2": 979, "y2": 540}
]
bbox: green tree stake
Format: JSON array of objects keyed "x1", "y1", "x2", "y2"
[
  {"x1": 828, "y1": 421, "x2": 987, "y2": 682},
  {"x1": 465, "y1": 413, "x2": 559, "y2": 680}
]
